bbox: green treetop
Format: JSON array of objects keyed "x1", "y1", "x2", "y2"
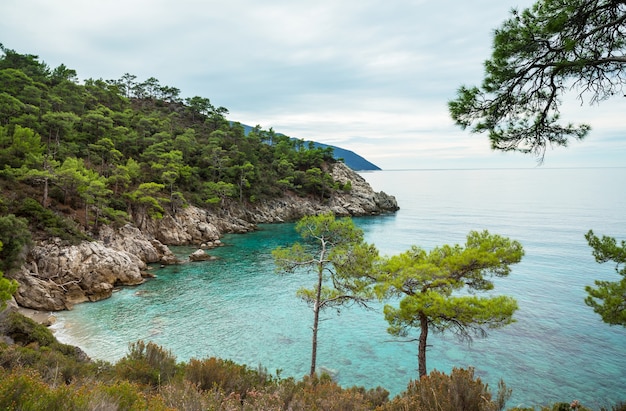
[
  {"x1": 272, "y1": 213, "x2": 379, "y2": 376},
  {"x1": 376, "y1": 230, "x2": 524, "y2": 378},
  {"x1": 0, "y1": 241, "x2": 18, "y2": 310},
  {"x1": 584, "y1": 230, "x2": 626, "y2": 327},
  {"x1": 449, "y1": 0, "x2": 626, "y2": 160}
]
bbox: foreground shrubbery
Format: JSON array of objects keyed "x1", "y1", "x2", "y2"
[{"x1": 0, "y1": 312, "x2": 623, "y2": 410}]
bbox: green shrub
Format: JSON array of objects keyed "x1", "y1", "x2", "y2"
[
  {"x1": 0, "y1": 213, "x2": 31, "y2": 273},
  {"x1": 0, "y1": 369, "x2": 82, "y2": 411},
  {"x1": 281, "y1": 373, "x2": 385, "y2": 411},
  {"x1": 101, "y1": 206, "x2": 129, "y2": 227},
  {"x1": 90, "y1": 380, "x2": 149, "y2": 410},
  {"x1": 0, "y1": 270, "x2": 18, "y2": 310},
  {"x1": 158, "y1": 379, "x2": 214, "y2": 411},
  {"x1": 384, "y1": 367, "x2": 510, "y2": 411},
  {"x1": 183, "y1": 357, "x2": 277, "y2": 400},
  {"x1": 115, "y1": 340, "x2": 179, "y2": 387},
  {"x1": 507, "y1": 402, "x2": 592, "y2": 411},
  {"x1": 3, "y1": 311, "x2": 55, "y2": 346},
  {"x1": 0, "y1": 337, "x2": 97, "y2": 385}
]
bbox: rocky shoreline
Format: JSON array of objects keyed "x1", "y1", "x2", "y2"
[{"x1": 8, "y1": 163, "x2": 398, "y2": 314}]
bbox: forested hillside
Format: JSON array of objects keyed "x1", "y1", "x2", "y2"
[{"x1": 0, "y1": 45, "x2": 352, "y2": 243}]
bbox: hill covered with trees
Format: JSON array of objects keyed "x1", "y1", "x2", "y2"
[
  {"x1": 0, "y1": 44, "x2": 398, "y2": 312},
  {"x1": 0, "y1": 45, "x2": 390, "y2": 241}
]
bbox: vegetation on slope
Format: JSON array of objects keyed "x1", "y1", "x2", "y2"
[
  {"x1": 0, "y1": 44, "x2": 350, "y2": 245},
  {"x1": 0, "y1": 311, "x2": 505, "y2": 411},
  {"x1": 2, "y1": 311, "x2": 624, "y2": 410}
]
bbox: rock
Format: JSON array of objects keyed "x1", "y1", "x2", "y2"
[
  {"x1": 330, "y1": 163, "x2": 399, "y2": 215},
  {"x1": 141, "y1": 207, "x2": 225, "y2": 245},
  {"x1": 189, "y1": 249, "x2": 214, "y2": 262},
  {"x1": 200, "y1": 240, "x2": 222, "y2": 249},
  {"x1": 99, "y1": 224, "x2": 177, "y2": 265},
  {"x1": 7, "y1": 223, "x2": 180, "y2": 312},
  {"x1": 11, "y1": 238, "x2": 146, "y2": 311}
]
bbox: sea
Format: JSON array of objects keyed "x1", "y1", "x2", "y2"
[{"x1": 52, "y1": 168, "x2": 626, "y2": 409}]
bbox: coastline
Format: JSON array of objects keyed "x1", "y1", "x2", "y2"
[{"x1": 16, "y1": 306, "x2": 57, "y2": 326}]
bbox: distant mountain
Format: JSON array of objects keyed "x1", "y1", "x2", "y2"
[
  {"x1": 310, "y1": 142, "x2": 381, "y2": 171},
  {"x1": 239, "y1": 123, "x2": 381, "y2": 171}
]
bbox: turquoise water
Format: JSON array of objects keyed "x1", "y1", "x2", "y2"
[{"x1": 54, "y1": 168, "x2": 626, "y2": 408}]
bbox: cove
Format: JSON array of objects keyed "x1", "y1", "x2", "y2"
[{"x1": 54, "y1": 168, "x2": 626, "y2": 408}]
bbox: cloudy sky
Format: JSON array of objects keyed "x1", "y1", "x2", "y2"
[{"x1": 1, "y1": 0, "x2": 624, "y2": 169}]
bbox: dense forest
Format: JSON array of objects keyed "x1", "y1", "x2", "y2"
[{"x1": 0, "y1": 44, "x2": 351, "y2": 246}]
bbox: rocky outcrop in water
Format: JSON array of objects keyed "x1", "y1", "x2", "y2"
[
  {"x1": 189, "y1": 249, "x2": 215, "y2": 262},
  {"x1": 226, "y1": 163, "x2": 399, "y2": 223},
  {"x1": 12, "y1": 163, "x2": 397, "y2": 311},
  {"x1": 12, "y1": 226, "x2": 176, "y2": 311},
  {"x1": 141, "y1": 203, "x2": 253, "y2": 245}
]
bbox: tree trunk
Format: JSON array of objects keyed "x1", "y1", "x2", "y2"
[
  {"x1": 84, "y1": 202, "x2": 89, "y2": 230},
  {"x1": 42, "y1": 155, "x2": 51, "y2": 208},
  {"x1": 418, "y1": 312, "x2": 429, "y2": 378},
  {"x1": 42, "y1": 176, "x2": 49, "y2": 208},
  {"x1": 310, "y1": 265, "x2": 324, "y2": 376}
]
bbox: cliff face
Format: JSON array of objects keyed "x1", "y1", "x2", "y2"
[
  {"x1": 235, "y1": 162, "x2": 399, "y2": 222},
  {"x1": 12, "y1": 163, "x2": 398, "y2": 311},
  {"x1": 12, "y1": 226, "x2": 176, "y2": 311}
]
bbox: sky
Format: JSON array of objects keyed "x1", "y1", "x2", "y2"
[{"x1": 1, "y1": 0, "x2": 624, "y2": 170}]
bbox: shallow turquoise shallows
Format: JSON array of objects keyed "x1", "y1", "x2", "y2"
[{"x1": 54, "y1": 168, "x2": 626, "y2": 408}]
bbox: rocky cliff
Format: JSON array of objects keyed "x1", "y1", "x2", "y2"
[{"x1": 12, "y1": 163, "x2": 398, "y2": 311}]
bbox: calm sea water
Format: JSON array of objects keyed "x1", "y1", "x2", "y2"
[{"x1": 53, "y1": 168, "x2": 626, "y2": 408}]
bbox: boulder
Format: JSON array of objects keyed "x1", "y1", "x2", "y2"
[
  {"x1": 189, "y1": 249, "x2": 214, "y2": 262},
  {"x1": 330, "y1": 162, "x2": 399, "y2": 215},
  {"x1": 99, "y1": 224, "x2": 177, "y2": 265},
  {"x1": 141, "y1": 207, "x2": 226, "y2": 245},
  {"x1": 12, "y1": 238, "x2": 145, "y2": 311}
]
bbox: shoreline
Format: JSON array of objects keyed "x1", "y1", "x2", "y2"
[{"x1": 16, "y1": 306, "x2": 57, "y2": 326}]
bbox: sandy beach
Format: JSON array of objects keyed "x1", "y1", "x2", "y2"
[{"x1": 16, "y1": 306, "x2": 57, "y2": 326}]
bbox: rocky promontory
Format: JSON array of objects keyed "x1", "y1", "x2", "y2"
[{"x1": 11, "y1": 163, "x2": 398, "y2": 311}]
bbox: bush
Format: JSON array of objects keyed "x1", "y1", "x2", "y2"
[
  {"x1": 384, "y1": 367, "x2": 510, "y2": 411},
  {"x1": 158, "y1": 379, "x2": 214, "y2": 411},
  {"x1": 87, "y1": 380, "x2": 150, "y2": 410},
  {"x1": 281, "y1": 373, "x2": 387, "y2": 411},
  {"x1": 0, "y1": 312, "x2": 97, "y2": 385},
  {"x1": 115, "y1": 340, "x2": 179, "y2": 387},
  {"x1": 3, "y1": 311, "x2": 55, "y2": 347},
  {"x1": 0, "y1": 213, "x2": 31, "y2": 273},
  {"x1": 0, "y1": 369, "x2": 82, "y2": 411},
  {"x1": 183, "y1": 357, "x2": 274, "y2": 398}
]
